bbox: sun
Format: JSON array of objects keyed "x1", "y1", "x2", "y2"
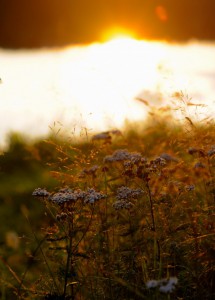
[{"x1": 101, "y1": 27, "x2": 138, "y2": 43}]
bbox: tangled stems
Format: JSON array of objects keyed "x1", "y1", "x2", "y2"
[
  {"x1": 29, "y1": 130, "x2": 214, "y2": 299},
  {"x1": 61, "y1": 203, "x2": 96, "y2": 299}
]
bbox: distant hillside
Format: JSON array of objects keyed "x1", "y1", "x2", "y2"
[{"x1": 1, "y1": 0, "x2": 215, "y2": 48}]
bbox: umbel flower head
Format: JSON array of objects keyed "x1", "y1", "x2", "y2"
[
  {"x1": 116, "y1": 186, "x2": 143, "y2": 200},
  {"x1": 92, "y1": 129, "x2": 122, "y2": 142},
  {"x1": 112, "y1": 186, "x2": 143, "y2": 210},
  {"x1": 92, "y1": 132, "x2": 111, "y2": 141},
  {"x1": 112, "y1": 200, "x2": 134, "y2": 210},
  {"x1": 32, "y1": 188, "x2": 50, "y2": 197},
  {"x1": 32, "y1": 187, "x2": 106, "y2": 205},
  {"x1": 146, "y1": 277, "x2": 178, "y2": 293},
  {"x1": 84, "y1": 188, "x2": 107, "y2": 204},
  {"x1": 104, "y1": 149, "x2": 143, "y2": 163},
  {"x1": 104, "y1": 149, "x2": 132, "y2": 162},
  {"x1": 50, "y1": 191, "x2": 80, "y2": 204}
]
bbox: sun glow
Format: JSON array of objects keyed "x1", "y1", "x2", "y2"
[{"x1": 101, "y1": 27, "x2": 138, "y2": 43}]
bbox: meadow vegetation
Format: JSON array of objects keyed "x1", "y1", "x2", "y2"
[{"x1": 0, "y1": 97, "x2": 214, "y2": 299}]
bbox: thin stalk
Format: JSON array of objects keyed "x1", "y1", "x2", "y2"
[
  {"x1": 146, "y1": 181, "x2": 156, "y2": 232},
  {"x1": 146, "y1": 181, "x2": 160, "y2": 263},
  {"x1": 63, "y1": 213, "x2": 74, "y2": 299}
]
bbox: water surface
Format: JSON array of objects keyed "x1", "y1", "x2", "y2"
[{"x1": 0, "y1": 39, "x2": 215, "y2": 147}]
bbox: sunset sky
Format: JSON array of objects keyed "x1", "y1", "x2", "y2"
[{"x1": 0, "y1": 0, "x2": 215, "y2": 48}]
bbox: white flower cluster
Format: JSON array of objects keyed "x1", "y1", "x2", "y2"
[
  {"x1": 32, "y1": 188, "x2": 50, "y2": 197},
  {"x1": 59, "y1": 187, "x2": 73, "y2": 193},
  {"x1": 152, "y1": 157, "x2": 167, "y2": 167},
  {"x1": 51, "y1": 191, "x2": 79, "y2": 204},
  {"x1": 146, "y1": 277, "x2": 178, "y2": 293},
  {"x1": 92, "y1": 132, "x2": 111, "y2": 141},
  {"x1": 104, "y1": 149, "x2": 142, "y2": 163},
  {"x1": 116, "y1": 186, "x2": 143, "y2": 200},
  {"x1": 84, "y1": 188, "x2": 107, "y2": 204},
  {"x1": 112, "y1": 186, "x2": 143, "y2": 211},
  {"x1": 129, "y1": 153, "x2": 143, "y2": 164},
  {"x1": 50, "y1": 188, "x2": 106, "y2": 205},
  {"x1": 92, "y1": 129, "x2": 122, "y2": 142},
  {"x1": 104, "y1": 149, "x2": 131, "y2": 162},
  {"x1": 112, "y1": 200, "x2": 134, "y2": 210}
]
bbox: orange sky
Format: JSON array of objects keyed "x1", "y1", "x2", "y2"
[{"x1": 0, "y1": 0, "x2": 215, "y2": 48}]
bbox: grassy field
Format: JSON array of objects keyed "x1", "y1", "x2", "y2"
[{"x1": 0, "y1": 100, "x2": 214, "y2": 299}]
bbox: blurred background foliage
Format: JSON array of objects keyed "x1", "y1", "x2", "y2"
[{"x1": 0, "y1": 133, "x2": 58, "y2": 237}]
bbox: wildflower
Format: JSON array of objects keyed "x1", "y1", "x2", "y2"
[
  {"x1": 59, "y1": 187, "x2": 73, "y2": 193},
  {"x1": 110, "y1": 129, "x2": 122, "y2": 136},
  {"x1": 141, "y1": 157, "x2": 148, "y2": 164},
  {"x1": 104, "y1": 149, "x2": 131, "y2": 162},
  {"x1": 73, "y1": 189, "x2": 87, "y2": 200},
  {"x1": 123, "y1": 154, "x2": 143, "y2": 169},
  {"x1": 146, "y1": 280, "x2": 159, "y2": 289},
  {"x1": 92, "y1": 132, "x2": 111, "y2": 141},
  {"x1": 51, "y1": 192, "x2": 77, "y2": 204},
  {"x1": 116, "y1": 186, "x2": 143, "y2": 200},
  {"x1": 32, "y1": 188, "x2": 50, "y2": 197},
  {"x1": 130, "y1": 153, "x2": 143, "y2": 164},
  {"x1": 159, "y1": 277, "x2": 178, "y2": 293},
  {"x1": 104, "y1": 149, "x2": 142, "y2": 163},
  {"x1": 84, "y1": 188, "x2": 107, "y2": 204},
  {"x1": 207, "y1": 145, "x2": 215, "y2": 157},
  {"x1": 160, "y1": 153, "x2": 178, "y2": 162},
  {"x1": 188, "y1": 148, "x2": 205, "y2": 157},
  {"x1": 146, "y1": 277, "x2": 178, "y2": 293},
  {"x1": 194, "y1": 162, "x2": 206, "y2": 169},
  {"x1": 89, "y1": 165, "x2": 99, "y2": 173},
  {"x1": 124, "y1": 161, "x2": 133, "y2": 168},
  {"x1": 112, "y1": 200, "x2": 134, "y2": 210},
  {"x1": 153, "y1": 157, "x2": 167, "y2": 166},
  {"x1": 50, "y1": 188, "x2": 106, "y2": 205},
  {"x1": 185, "y1": 184, "x2": 195, "y2": 191}
]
